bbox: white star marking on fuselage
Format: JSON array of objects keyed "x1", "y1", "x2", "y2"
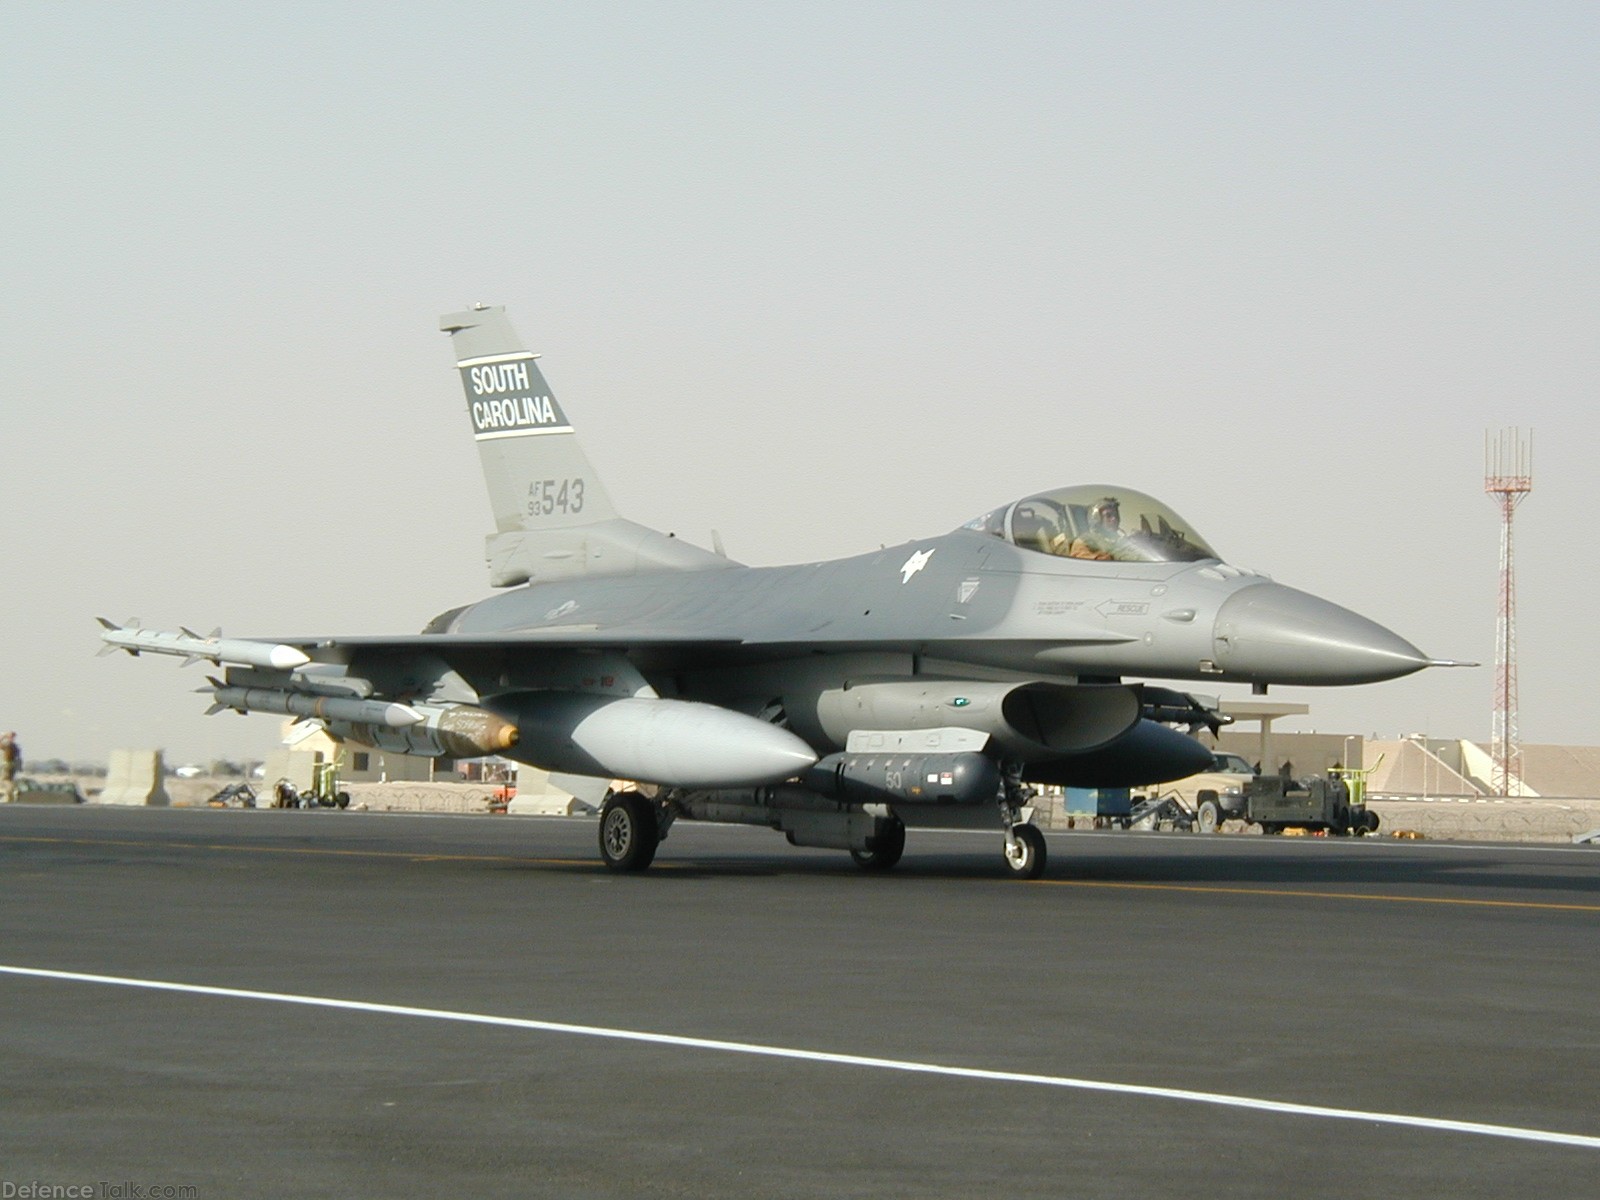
[{"x1": 900, "y1": 548, "x2": 935, "y2": 584}]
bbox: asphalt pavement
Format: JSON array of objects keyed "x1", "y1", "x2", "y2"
[{"x1": 2, "y1": 804, "x2": 1597, "y2": 1198}]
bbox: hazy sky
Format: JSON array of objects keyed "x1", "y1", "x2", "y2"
[{"x1": 3, "y1": 3, "x2": 1596, "y2": 764}]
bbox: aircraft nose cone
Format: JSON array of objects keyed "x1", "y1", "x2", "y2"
[{"x1": 1212, "y1": 582, "x2": 1430, "y2": 685}]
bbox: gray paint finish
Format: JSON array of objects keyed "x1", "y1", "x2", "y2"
[{"x1": 104, "y1": 308, "x2": 1452, "y2": 872}]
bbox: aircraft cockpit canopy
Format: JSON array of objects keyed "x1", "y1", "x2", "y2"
[{"x1": 963, "y1": 485, "x2": 1219, "y2": 564}]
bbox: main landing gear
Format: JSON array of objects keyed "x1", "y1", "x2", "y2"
[
  {"x1": 597, "y1": 777, "x2": 1050, "y2": 880},
  {"x1": 598, "y1": 789, "x2": 662, "y2": 871},
  {"x1": 849, "y1": 816, "x2": 906, "y2": 871}
]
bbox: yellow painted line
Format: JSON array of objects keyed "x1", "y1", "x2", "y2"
[
  {"x1": 1041, "y1": 878, "x2": 1600, "y2": 913},
  {"x1": 6, "y1": 835, "x2": 1597, "y2": 908},
  {"x1": 0, "y1": 834, "x2": 592, "y2": 870}
]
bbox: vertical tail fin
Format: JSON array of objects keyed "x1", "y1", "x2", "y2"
[
  {"x1": 440, "y1": 306, "x2": 734, "y2": 586},
  {"x1": 441, "y1": 305, "x2": 618, "y2": 534}
]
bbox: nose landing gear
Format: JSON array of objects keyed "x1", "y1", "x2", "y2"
[
  {"x1": 1003, "y1": 824, "x2": 1047, "y2": 879},
  {"x1": 999, "y1": 761, "x2": 1048, "y2": 880}
]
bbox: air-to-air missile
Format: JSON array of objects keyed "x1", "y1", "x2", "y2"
[
  {"x1": 202, "y1": 682, "x2": 523, "y2": 759},
  {"x1": 203, "y1": 683, "x2": 423, "y2": 727},
  {"x1": 321, "y1": 706, "x2": 521, "y2": 760},
  {"x1": 97, "y1": 619, "x2": 311, "y2": 671}
]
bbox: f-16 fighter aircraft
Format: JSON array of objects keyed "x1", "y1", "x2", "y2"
[{"x1": 103, "y1": 306, "x2": 1455, "y2": 878}]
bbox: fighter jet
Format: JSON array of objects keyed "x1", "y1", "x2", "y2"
[{"x1": 102, "y1": 306, "x2": 1454, "y2": 878}]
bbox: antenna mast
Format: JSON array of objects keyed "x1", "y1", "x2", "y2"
[{"x1": 1484, "y1": 428, "x2": 1533, "y2": 796}]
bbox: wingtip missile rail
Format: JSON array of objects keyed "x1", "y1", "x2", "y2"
[{"x1": 97, "y1": 619, "x2": 311, "y2": 671}]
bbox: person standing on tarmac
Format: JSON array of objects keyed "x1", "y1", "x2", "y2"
[{"x1": 0, "y1": 732, "x2": 20, "y2": 803}]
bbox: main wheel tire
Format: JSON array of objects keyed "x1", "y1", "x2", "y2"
[
  {"x1": 850, "y1": 818, "x2": 906, "y2": 871},
  {"x1": 1196, "y1": 798, "x2": 1222, "y2": 833},
  {"x1": 598, "y1": 791, "x2": 659, "y2": 872},
  {"x1": 1003, "y1": 824, "x2": 1047, "y2": 880}
]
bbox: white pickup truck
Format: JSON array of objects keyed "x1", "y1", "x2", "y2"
[{"x1": 1165, "y1": 751, "x2": 1258, "y2": 831}]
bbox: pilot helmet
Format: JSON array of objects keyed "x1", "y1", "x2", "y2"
[{"x1": 1090, "y1": 497, "x2": 1121, "y2": 527}]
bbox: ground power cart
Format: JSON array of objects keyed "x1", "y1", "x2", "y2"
[{"x1": 1238, "y1": 773, "x2": 1379, "y2": 836}]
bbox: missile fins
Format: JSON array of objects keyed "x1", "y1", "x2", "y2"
[{"x1": 96, "y1": 622, "x2": 312, "y2": 671}]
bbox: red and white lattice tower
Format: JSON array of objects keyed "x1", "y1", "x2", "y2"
[{"x1": 1484, "y1": 429, "x2": 1532, "y2": 796}]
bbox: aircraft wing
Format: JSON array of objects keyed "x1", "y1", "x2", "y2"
[
  {"x1": 278, "y1": 630, "x2": 770, "y2": 687},
  {"x1": 272, "y1": 627, "x2": 1139, "y2": 672},
  {"x1": 101, "y1": 620, "x2": 1140, "y2": 682},
  {"x1": 274, "y1": 629, "x2": 748, "y2": 662}
]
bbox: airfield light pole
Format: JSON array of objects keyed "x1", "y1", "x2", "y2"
[{"x1": 1484, "y1": 428, "x2": 1533, "y2": 797}]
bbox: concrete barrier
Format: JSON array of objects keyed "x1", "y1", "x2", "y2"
[
  {"x1": 98, "y1": 749, "x2": 171, "y2": 806},
  {"x1": 1366, "y1": 796, "x2": 1600, "y2": 842}
]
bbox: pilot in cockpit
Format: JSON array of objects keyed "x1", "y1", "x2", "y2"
[
  {"x1": 1068, "y1": 496, "x2": 1124, "y2": 560},
  {"x1": 976, "y1": 486, "x2": 1217, "y2": 565}
]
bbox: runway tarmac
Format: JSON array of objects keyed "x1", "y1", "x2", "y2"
[{"x1": 2, "y1": 804, "x2": 1597, "y2": 1198}]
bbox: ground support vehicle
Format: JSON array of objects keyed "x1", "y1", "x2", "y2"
[
  {"x1": 1169, "y1": 752, "x2": 1257, "y2": 832},
  {"x1": 303, "y1": 760, "x2": 351, "y2": 809},
  {"x1": 1245, "y1": 775, "x2": 1378, "y2": 836},
  {"x1": 273, "y1": 761, "x2": 350, "y2": 809}
]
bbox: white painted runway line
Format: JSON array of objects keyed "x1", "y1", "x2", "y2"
[{"x1": 3, "y1": 964, "x2": 1597, "y2": 1151}]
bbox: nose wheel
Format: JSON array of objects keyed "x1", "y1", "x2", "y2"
[
  {"x1": 1003, "y1": 824, "x2": 1047, "y2": 879},
  {"x1": 998, "y1": 759, "x2": 1047, "y2": 879}
]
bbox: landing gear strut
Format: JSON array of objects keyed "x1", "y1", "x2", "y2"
[{"x1": 999, "y1": 760, "x2": 1048, "y2": 880}]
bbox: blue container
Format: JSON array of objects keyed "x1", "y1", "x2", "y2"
[{"x1": 1063, "y1": 787, "x2": 1132, "y2": 818}]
